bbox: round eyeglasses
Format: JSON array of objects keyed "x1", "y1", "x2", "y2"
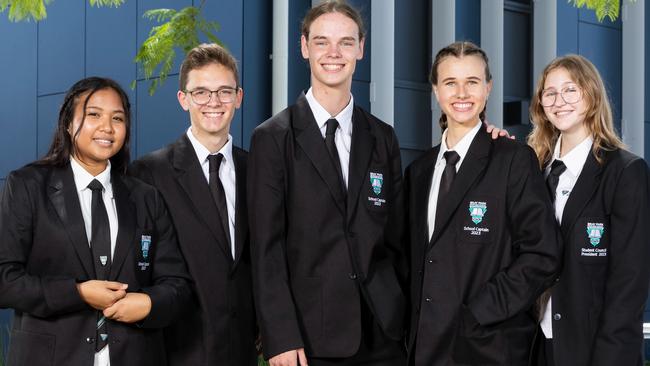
[
  {"x1": 540, "y1": 85, "x2": 582, "y2": 107},
  {"x1": 184, "y1": 87, "x2": 238, "y2": 105}
]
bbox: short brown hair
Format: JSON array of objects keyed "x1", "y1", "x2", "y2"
[
  {"x1": 430, "y1": 41, "x2": 492, "y2": 131},
  {"x1": 301, "y1": 0, "x2": 366, "y2": 41},
  {"x1": 179, "y1": 43, "x2": 240, "y2": 91}
]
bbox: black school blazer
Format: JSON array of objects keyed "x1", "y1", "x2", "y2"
[
  {"x1": 0, "y1": 162, "x2": 191, "y2": 366},
  {"x1": 547, "y1": 148, "x2": 650, "y2": 366}
]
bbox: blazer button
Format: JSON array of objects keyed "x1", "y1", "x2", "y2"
[
  {"x1": 349, "y1": 273, "x2": 357, "y2": 280},
  {"x1": 425, "y1": 297, "x2": 431, "y2": 302},
  {"x1": 86, "y1": 337, "x2": 94, "y2": 344},
  {"x1": 553, "y1": 313, "x2": 562, "y2": 321},
  {"x1": 555, "y1": 277, "x2": 560, "y2": 282},
  {"x1": 428, "y1": 259, "x2": 433, "y2": 264}
]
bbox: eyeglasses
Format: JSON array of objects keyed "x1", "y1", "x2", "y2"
[
  {"x1": 540, "y1": 85, "x2": 582, "y2": 107},
  {"x1": 184, "y1": 87, "x2": 238, "y2": 105}
]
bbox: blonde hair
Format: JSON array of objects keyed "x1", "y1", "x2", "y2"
[{"x1": 527, "y1": 54, "x2": 623, "y2": 167}]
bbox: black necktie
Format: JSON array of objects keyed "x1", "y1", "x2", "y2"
[
  {"x1": 546, "y1": 160, "x2": 567, "y2": 203},
  {"x1": 325, "y1": 118, "x2": 346, "y2": 195},
  {"x1": 434, "y1": 151, "x2": 460, "y2": 232},
  {"x1": 208, "y1": 154, "x2": 232, "y2": 257},
  {"x1": 438, "y1": 151, "x2": 460, "y2": 201},
  {"x1": 87, "y1": 179, "x2": 111, "y2": 352}
]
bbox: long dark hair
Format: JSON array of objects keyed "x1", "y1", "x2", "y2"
[
  {"x1": 38, "y1": 77, "x2": 132, "y2": 174},
  {"x1": 430, "y1": 41, "x2": 492, "y2": 131}
]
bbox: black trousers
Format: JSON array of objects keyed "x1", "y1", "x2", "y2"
[
  {"x1": 531, "y1": 327, "x2": 555, "y2": 366},
  {"x1": 309, "y1": 298, "x2": 406, "y2": 366}
]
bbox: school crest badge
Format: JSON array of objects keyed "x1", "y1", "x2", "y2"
[
  {"x1": 468, "y1": 201, "x2": 487, "y2": 224},
  {"x1": 370, "y1": 172, "x2": 383, "y2": 195},
  {"x1": 141, "y1": 235, "x2": 151, "y2": 259},
  {"x1": 586, "y1": 223, "x2": 604, "y2": 246}
]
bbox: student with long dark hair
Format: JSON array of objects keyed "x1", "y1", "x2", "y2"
[
  {"x1": 405, "y1": 42, "x2": 562, "y2": 365},
  {"x1": 0, "y1": 77, "x2": 191, "y2": 366},
  {"x1": 528, "y1": 54, "x2": 650, "y2": 366}
]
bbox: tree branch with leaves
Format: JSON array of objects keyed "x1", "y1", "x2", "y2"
[{"x1": 0, "y1": 0, "x2": 220, "y2": 95}]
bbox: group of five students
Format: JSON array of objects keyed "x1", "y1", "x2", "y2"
[{"x1": 1, "y1": 1, "x2": 649, "y2": 366}]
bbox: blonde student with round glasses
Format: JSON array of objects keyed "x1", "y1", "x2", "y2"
[
  {"x1": 528, "y1": 54, "x2": 650, "y2": 366},
  {"x1": 404, "y1": 41, "x2": 562, "y2": 366}
]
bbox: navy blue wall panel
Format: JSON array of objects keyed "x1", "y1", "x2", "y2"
[
  {"x1": 288, "y1": 0, "x2": 311, "y2": 103},
  {"x1": 38, "y1": 1, "x2": 85, "y2": 96},
  {"x1": 86, "y1": 1, "x2": 137, "y2": 91},
  {"x1": 456, "y1": 0, "x2": 480, "y2": 45},
  {"x1": 395, "y1": 0, "x2": 431, "y2": 159},
  {"x1": 37, "y1": 94, "x2": 65, "y2": 158},
  {"x1": 349, "y1": 0, "x2": 370, "y2": 89},
  {"x1": 135, "y1": 76, "x2": 187, "y2": 156},
  {"x1": 241, "y1": 0, "x2": 272, "y2": 148},
  {"x1": 578, "y1": 24, "x2": 622, "y2": 131},
  {"x1": 557, "y1": 1, "x2": 579, "y2": 55},
  {"x1": 0, "y1": 18, "x2": 37, "y2": 177}
]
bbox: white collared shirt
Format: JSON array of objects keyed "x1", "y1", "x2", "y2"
[
  {"x1": 70, "y1": 158, "x2": 118, "y2": 366},
  {"x1": 187, "y1": 127, "x2": 237, "y2": 258},
  {"x1": 427, "y1": 120, "x2": 483, "y2": 239},
  {"x1": 305, "y1": 87, "x2": 354, "y2": 188},
  {"x1": 540, "y1": 134, "x2": 593, "y2": 339}
]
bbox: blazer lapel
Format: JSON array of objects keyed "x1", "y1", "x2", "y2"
[
  {"x1": 109, "y1": 174, "x2": 136, "y2": 280},
  {"x1": 347, "y1": 107, "x2": 375, "y2": 222},
  {"x1": 172, "y1": 135, "x2": 233, "y2": 260},
  {"x1": 293, "y1": 93, "x2": 346, "y2": 214},
  {"x1": 232, "y1": 148, "x2": 248, "y2": 267},
  {"x1": 48, "y1": 164, "x2": 95, "y2": 278},
  {"x1": 413, "y1": 148, "x2": 439, "y2": 250},
  {"x1": 428, "y1": 127, "x2": 491, "y2": 250},
  {"x1": 559, "y1": 151, "x2": 602, "y2": 238}
]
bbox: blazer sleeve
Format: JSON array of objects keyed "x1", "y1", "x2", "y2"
[
  {"x1": 384, "y1": 128, "x2": 408, "y2": 286},
  {"x1": 589, "y1": 158, "x2": 650, "y2": 366},
  {"x1": 137, "y1": 188, "x2": 192, "y2": 329},
  {"x1": 0, "y1": 171, "x2": 87, "y2": 317},
  {"x1": 248, "y1": 127, "x2": 305, "y2": 359},
  {"x1": 468, "y1": 145, "x2": 563, "y2": 326}
]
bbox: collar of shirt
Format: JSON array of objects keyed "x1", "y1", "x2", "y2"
[
  {"x1": 305, "y1": 87, "x2": 354, "y2": 138},
  {"x1": 70, "y1": 157, "x2": 113, "y2": 197},
  {"x1": 548, "y1": 134, "x2": 593, "y2": 178},
  {"x1": 435, "y1": 119, "x2": 482, "y2": 170},
  {"x1": 187, "y1": 126, "x2": 234, "y2": 173}
]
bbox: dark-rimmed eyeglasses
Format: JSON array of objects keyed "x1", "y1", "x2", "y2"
[
  {"x1": 184, "y1": 87, "x2": 239, "y2": 105},
  {"x1": 540, "y1": 85, "x2": 582, "y2": 107}
]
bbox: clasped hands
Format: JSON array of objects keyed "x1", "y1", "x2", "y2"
[{"x1": 76, "y1": 280, "x2": 151, "y2": 323}]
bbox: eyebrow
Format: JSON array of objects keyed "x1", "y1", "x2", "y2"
[
  {"x1": 440, "y1": 76, "x2": 482, "y2": 83},
  {"x1": 86, "y1": 105, "x2": 125, "y2": 114}
]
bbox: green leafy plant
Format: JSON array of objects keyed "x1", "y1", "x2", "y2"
[
  {"x1": 568, "y1": 0, "x2": 636, "y2": 22},
  {"x1": 0, "y1": 0, "x2": 122, "y2": 21},
  {"x1": 1, "y1": 0, "x2": 222, "y2": 95},
  {"x1": 133, "y1": 1, "x2": 221, "y2": 95}
]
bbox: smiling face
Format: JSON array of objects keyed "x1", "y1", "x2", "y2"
[
  {"x1": 177, "y1": 62, "x2": 243, "y2": 143},
  {"x1": 69, "y1": 88, "x2": 127, "y2": 175},
  {"x1": 301, "y1": 11, "x2": 364, "y2": 93},
  {"x1": 541, "y1": 67, "x2": 588, "y2": 138},
  {"x1": 433, "y1": 55, "x2": 492, "y2": 128}
]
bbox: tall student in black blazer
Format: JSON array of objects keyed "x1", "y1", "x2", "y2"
[
  {"x1": 405, "y1": 42, "x2": 562, "y2": 366},
  {"x1": 527, "y1": 55, "x2": 650, "y2": 366},
  {"x1": 129, "y1": 44, "x2": 257, "y2": 365},
  {"x1": 248, "y1": 2, "x2": 408, "y2": 365},
  {"x1": 0, "y1": 77, "x2": 191, "y2": 366}
]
